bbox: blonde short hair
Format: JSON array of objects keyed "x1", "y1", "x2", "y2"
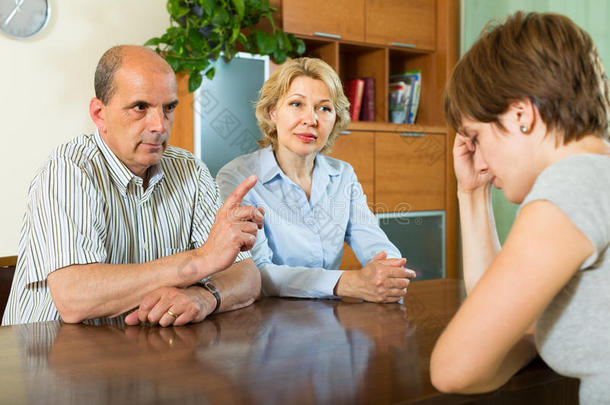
[{"x1": 256, "y1": 57, "x2": 351, "y2": 153}]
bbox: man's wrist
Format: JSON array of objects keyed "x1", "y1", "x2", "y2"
[
  {"x1": 194, "y1": 247, "x2": 223, "y2": 279},
  {"x1": 194, "y1": 281, "x2": 221, "y2": 314},
  {"x1": 188, "y1": 284, "x2": 217, "y2": 316}
]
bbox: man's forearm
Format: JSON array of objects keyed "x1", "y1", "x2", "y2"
[
  {"x1": 458, "y1": 185, "x2": 502, "y2": 294},
  {"x1": 48, "y1": 249, "x2": 210, "y2": 323},
  {"x1": 207, "y1": 258, "x2": 261, "y2": 313}
]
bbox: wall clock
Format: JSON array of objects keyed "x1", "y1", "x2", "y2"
[{"x1": 0, "y1": 0, "x2": 51, "y2": 39}]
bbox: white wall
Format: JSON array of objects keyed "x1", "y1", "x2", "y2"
[{"x1": 0, "y1": 1, "x2": 169, "y2": 256}]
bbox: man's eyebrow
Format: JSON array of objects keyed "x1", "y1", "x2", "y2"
[
  {"x1": 165, "y1": 100, "x2": 179, "y2": 108},
  {"x1": 126, "y1": 100, "x2": 150, "y2": 109}
]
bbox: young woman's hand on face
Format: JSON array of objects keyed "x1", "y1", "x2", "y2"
[{"x1": 453, "y1": 134, "x2": 493, "y2": 194}]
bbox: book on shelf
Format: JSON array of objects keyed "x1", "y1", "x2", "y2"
[
  {"x1": 359, "y1": 77, "x2": 376, "y2": 121},
  {"x1": 388, "y1": 80, "x2": 412, "y2": 124},
  {"x1": 389, "y1": 70, "x2": 421, "y2": 124},
  {"x1": 345, "y1": 78, "x2": 365, "y2": 122}
]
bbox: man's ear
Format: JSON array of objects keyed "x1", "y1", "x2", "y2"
[
  {"x1": 89, "y1": 98, "x2": 107, "y2": 133},
  {"x1": 507, "y1": 98, "x2": 537, "y2": 135}
]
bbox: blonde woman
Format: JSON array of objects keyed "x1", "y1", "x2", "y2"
[{"x1": 217, "y1": 58, "x2": 415, "y2": 302}]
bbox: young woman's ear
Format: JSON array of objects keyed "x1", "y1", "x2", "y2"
[{"x1": 509, "y1": 98, "x2": 537, "y2": 135}]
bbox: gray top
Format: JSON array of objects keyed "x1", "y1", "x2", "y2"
[{"x1": 520, "y1": 153, "x2": 610, "y2": 405}]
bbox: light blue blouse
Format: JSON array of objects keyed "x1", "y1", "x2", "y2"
[{"x1": 216, "y1": 147, "x2": 401, "y2": 298}]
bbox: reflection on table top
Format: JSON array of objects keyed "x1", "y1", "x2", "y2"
[{"x1": 0, "y1": 279, "x2": 577, "y2": 404}]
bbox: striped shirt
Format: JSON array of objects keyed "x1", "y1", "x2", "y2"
[{"x1": 2, "y1": 131, "x2": 249, "y2": 325}]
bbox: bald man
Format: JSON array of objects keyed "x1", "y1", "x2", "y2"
[{"x1": 3, "y1": 45, "x2": 262, "y2": 327}]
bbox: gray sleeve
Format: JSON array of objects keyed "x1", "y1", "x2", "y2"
[{"x1": 520, "y1": 155, "x2": 610, "y2": 269}]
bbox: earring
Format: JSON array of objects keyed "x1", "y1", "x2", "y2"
[{"x1": 520, "y1": 125, "x2": 528, "y2": 133}]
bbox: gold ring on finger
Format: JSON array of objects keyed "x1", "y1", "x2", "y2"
[{"x1": 167, "y1": 310, "x2": 178, "y2": 319}]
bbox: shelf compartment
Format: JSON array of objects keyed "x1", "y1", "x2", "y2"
[
  {"x1": 339, "y1": 43, "x2": 388, "y2": 123},
  {"x1": 298, "y1": 37, "x2": 340, "y2": 72},
  {"x1": 389, "y1": 49, "x2": 442, "y2": 128}
]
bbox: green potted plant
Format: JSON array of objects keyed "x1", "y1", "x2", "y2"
[{"x1": 145, "y1": 0, "x2": 306, "y2": 92}]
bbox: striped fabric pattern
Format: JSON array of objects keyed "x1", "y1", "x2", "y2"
[{"x1": 2, "y1": 131, "x2": 249, "y2": 325}]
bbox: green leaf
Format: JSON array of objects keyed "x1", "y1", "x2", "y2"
[
  {"x1": 231, "y1": 0, "x2": 245, "y2": 19},
  {"x1": 229, "y1": 25, "x2": 240, "y2": 43},
  {"x1": 208, "y1": 30, "x2": 222, "y2": 47},
  {"x1": 165, "y1": 56, "x2": 183, "y2": 73},
  {"x1": 188, "y1": 28, "x2": 208, "y2": 52},
  {"x1": 283, "y1": 35, "x2": 293, "y2": 52},
  {"x1": 143, "y1": 37, "x2": 161, "y2": 47},
  {"x1": 254, "y1": 30, "x2": 275, "y2": 55},
  {"x1": 167, "y1": 0, "x2": 190, "y2": 18},
  {"x1": 200, "y1": 0, "x2": 216, "y2": 15},
  {"x1": 166, "y1": 26, "x2": 183, "y2": 39},
  {"x1": 171, "y1": 37, "x2": 186, "y2": 56},
  {"x1": 188, "y1": 71, "x2": 204, "y2": 92},
  {"x1": 294, "y1": 38, "x2": 306, "y2": 55},
  {"x1": 211, "y1": 8, "x2": 230, "y2": 26},
  {"x1": 181, "y1": 58, "x2": 211, "y2": 73},
  {"x1": 205, "y1": 66, "x2": 216, "y2": 80},
  {"x1": 197, "y1": 59, "x2": 211, "y2": 71},
  {"x1": 274, "y1": 31, "x2": 285, "y2": 50},
  {"x1": 272, "y1": 49, "x2": 287, "y2": 64}
]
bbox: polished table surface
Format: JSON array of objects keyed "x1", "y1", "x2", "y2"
[{"x1": 0, "y1": 279, "x2": 578, "y2": 404}]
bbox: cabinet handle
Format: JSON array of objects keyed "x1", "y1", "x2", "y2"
[
  {"x1": 314, "y1": 32, "x2": 341, "y2": 39},
  {"x1": 339, "y1": 130, "x2": 351, "y2": 135},
  {"x1": 400, "y1": 132, "x2": 425, "y2": 138},
  {"x1": 391, "y1": 42, "x2": 416, "y2": 49}
]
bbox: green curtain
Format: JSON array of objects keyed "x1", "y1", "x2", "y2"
[{"x1": 461, "y1": 0, "x2": 610, "y2": 243}]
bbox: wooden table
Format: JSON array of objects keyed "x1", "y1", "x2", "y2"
[{"x1": 0, "y1": 280, "x2": 578, "y2": 404}]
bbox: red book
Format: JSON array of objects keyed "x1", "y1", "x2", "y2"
[
  {"x1": 345, "y1": 78, "x2": 365, "y2": 122},
  {"x1": 359, "y1": 77, "x2": 376, "y2": 121}
]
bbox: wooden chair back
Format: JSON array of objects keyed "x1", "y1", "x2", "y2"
[{"x1": 0, "y1": 256, "x2": 17, "y2": 320}]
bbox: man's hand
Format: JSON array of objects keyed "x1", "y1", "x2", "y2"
[
  {"x1": 334, "y1": 252, "x2": 416, "y2": 303},
  {"x1": 124, "y1": 285, "x2": 215, "y2": 327},
  {"x1": 198, "y1": 175, "x2": 265, "y2": 274}
]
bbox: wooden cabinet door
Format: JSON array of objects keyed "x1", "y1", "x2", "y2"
[
  {"x1": 365, "y1": 0, "x2": 436, "y2": 50},
  {"x1": 340, "y1": 243, "x2": 362, "y2": 270},
  {"x1": 327, "y1": 131, "x2": 375, "y2": 210},
  {"x1": 375, "y1": 132, "x2": 445, "y2": 212},
  {"x1": 282, "y1": 0, "x2": 365, "y2": 42},
  {"x1": 327, "y1": 131, "x2": 374, "y2": 271}
]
